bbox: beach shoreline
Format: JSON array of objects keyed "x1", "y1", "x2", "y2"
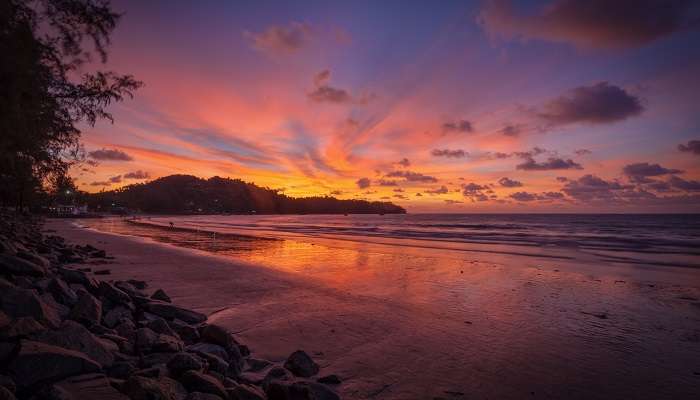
[{"x1": 42, "y1": 217, "x2": 700, "y2": 399}]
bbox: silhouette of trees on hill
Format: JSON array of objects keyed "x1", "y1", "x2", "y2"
[{"x1": 87, "y1": 175, "x2": 406, "y2": 214}]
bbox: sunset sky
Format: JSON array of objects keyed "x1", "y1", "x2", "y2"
[{"x1": 74, "y1": 0, "x2": 700, "y2": 212}]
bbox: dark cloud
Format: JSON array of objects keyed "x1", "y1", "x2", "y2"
[
  {"x1": 109, "y1": 175, "x2": 122, "y2": 184},
  {"x1": 462, "y1": 183, "x2": 490, "y2": 201},
  {"x1": 425, "y1": 186, "x2": 449, "y2": 195},
  {"x1": 574, "y1": 149, "x2": 592, "y2": 156},
  {"x1": 538, "y1": 82, "x2": 643, "y2": 126},
  {"x1": 498, "y1": 177, "x2": 523, "y2": 187},
  {"x1": 245, "y1": 22, "x2": 312, "y2": 54},
  {"x1": 308, "y1": 85, "x2": 352, "y2": 104},
  {"x1": 89, "y1": 181, "x2": 111, "y2": 187},
  {"x1": 415, "y1": 192, "x2": 423, "y2": 197},
  {"x1": 396, "y1": 158, "x2": 411, "y2": 167},
  {"x1": 510, "y1": 191, "x2": 565, "y2": 202},
  {"x1": 668, "y1": 176, "x2": 700, "y2": 191},
  {"x1": 500, "y1": 124, "x2": 524, "y2": 137},
  {"x1": 377, "y1": 179, "x2": 399, "y2": 186},
  {"x1": 517, "y1": 157, "x2": 582, "y2": 171},
  {"x1": 393, "y1": 194, "x2": 408, "y2": 200},
  {"x1": 678, "y1": 140, "x2": 700, "y2": 155},
  {"x1": 314, "y1": 70, "x2": 330, "y2": 86},
  {"x1": 432, "y1": 149, "x2": 467, "y2": 158},
  {"x1": 123, "y1": 170, "x2": 150, "y2": 180},
  {"x1": 385, "y1": 170, "x2": 438, "y2": 183},
  {"x1": 330, "y1": 190, "x2": 343, "y2": 196},
  {"x1": 561, "y1": 174, "x2": 633, "y2": 202},
  {"x1": 444, "y1": 199, "x2": 463, "y2": 204},
  {"x1": 356, "y1": 177, "x2": 371, "y2": 189},
  {"x1": 556, "y1": 176, "x2": 569, "y2": 182},
  {"x1": 88, "y1": 148, "x2": 133, "y2": 161},
  {"x1": 479, "y1": 0, "x2": 698, "y2": 49},
  {"x1": 442, "y1": 119, "x2": 474, "y2": 134},
  {"x1": 393, "y1": 188, "x2": 405, "y2": 193},
  {"x1": 622, "y1": 162, "x2": 683, "y2": 182}
]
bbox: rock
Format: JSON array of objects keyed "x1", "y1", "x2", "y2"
[
  {"x1": 199, "y1": 324, "x2": 233, "y2": 349},
  {"x1": 186, "y1": 343, "x2": 229, "y2": 362},
  {"x1": 317, "y1": 374, "x2": 341, "y2": 385},
  {"x1": 146, "y1": 317, "x2": 178, "y2": 337},
  {"x1": 179, "y1": 371, "x2": 227, "y2": 399},
  {"x1": 127, "y1": 279, "x2": 148, "y2": 290},
  {"x1": 9, "y1": 340, "x2": 101, "y2": 388},
  {"x1": 99, "y1": 282, "x2": 132, "y2": 306},
  {"x1": 152, "y1": 334, "x2": 184, "y2": 353},
  {"x1": 184, "y1": 392, "x2": 223, "y2": 400},
  {"x1": 58, "y1": 268, "x2": 99, "y2": 293},
  {"x1": 101, "y1": 334, "x2": 133, "y2": 354},
  {"x1": 115, "y1": 281, "x2": 146, "y2": 298},
  {"x1": 51, "y1": 373, "x2": 128, "y2": 400},
  {"x1": 0, "y1": 386, "x2": 15, "y2": 400},
  {"x1": 15, "y1": 251, "x2": 50, "y2": 270},
  {"x1": 226, "y1": 383, "x2": 266, "y2": 400},
  {"x1": 69, "y1": 291, "x2": 102, "y2": 325},
  {"x1": 283, "y1": 350, "x2": 319, "y2": 378},
  {"x1": 103, "y1": 305, "x2": 133, "y2": 328},
  {"x1": 94, "y1": 269, "x2": 111, "y2": 275},
  {"x1": 167, "y1": 352, "x2": 203, "y2": 377},
  {"x1": 134, "y1": 367, "x2": 163, "y2": 378},
  {"x1": 266, "y1": 381, "x2": 339, "y2": 400},
  {"x1": 245, "y1": 358, "x2": 272, "y2": 372},
  {"x1": 0, "y1": 375, "x2": 15, "y2": 394},
  {"x1": 0, "y1": 237, "x2": 17, "y2": 254},
  {"x1": 91, "y1": 249, "x2": 107, "y2": 258},
  {"x1": 140, "y1": 352, "x2": 176, "y2": 368},
  {"x1": 40, "y1": 292, "x2": 71, "y2": 320},
  {"x1": 48, "y1": 278, "x2": 78, "y2": 307},
  {"x1": 261, "y1": 367, "x2": 292, "y2": 390},
  {"x1": 31, "y1": 320, "x2": 115, "y2": 368},
  {"x1": 107, "y1": 361, "x2": 137, "y2": 379},
  {"x1": 168, "y1": 320, "x2": 200, "y2": 344},
  {"x1": 144, "y1": 302, "x2": 206, "y2": 324},
  {"x1": 0, "y1": 317, "x2": 45, "y2": 339},
  {"x1": 122, "y1": 376, "x2": 188, "y2": 400},
  {"x1": 136, "y1": 327, "x2": 158, "y2": 351},
  {"x1": 0, "y1": 287, "x2": 61, "y2": 328},
  {"x1": 191, "y1": 350, "x2": 229, "y2": 376},
  {"x1": 151, "y1": 289, "x2": 172, "y2": 303},
  {"x1": 115, "y1": 319, "x2": 136, "y2": 339},
  {"x1": 0, "y1": 342, "x2": 17, "y2": 365},
  {"x1": 0, "y1": 254, "x2": 46, "y2": 276}
]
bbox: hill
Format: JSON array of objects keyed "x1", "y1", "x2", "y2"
[{"x1": 86, "y1": 175, "x2": 406, "y2": 215}]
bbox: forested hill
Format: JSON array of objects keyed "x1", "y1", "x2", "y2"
[{"x1": 86, "y1": 175, "x2": 406, "y2": 215}]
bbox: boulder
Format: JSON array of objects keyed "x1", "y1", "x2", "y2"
[
  {"x1": 146, "y1": 317, "x2": 178, "y2": 337},
  {"x1": 115, "y1": 319, "x2": 136, "y2": 340},
  {"x1": 144, "y1": 302, "x2": 206, "y2": 324},
  {"x1": 115, "y1": 281, "x2": 146, "y2": 298},
  {"x1": 48, "y1": 278, "x2": 78, "y2": 307},
  {"x1": 245, "y1": 358, "x2": 272, "y2": 372},
  {"x1": 51, "y1": 373, "x2": 128, "y2": 400},
  {"x1": 168, "y1": 320, "x2": 200, "y2": 344},
  {"x1": 0, "y1": 386, "x2": 15, "y2": 400},
  {"x1": 266, "y1": 381, "x2": 339, "y2": 400},
  {"x1": 69, "y1": 291, "x2": 102, "y2": 325},
  {"x1": 31, "y1": 320, "x2": 115, "y2": 368},
  {"x1": 186, "y1": 343, "x2": 229, "y2": 362},
  {"x1": 189, "y1": 349, "x2": 229, "y2": 376},
  {"x1": 151, "y1": 289, "x2": 171, "y2": 303},
  {"x1": 136, "y1": 327, "x2": 158, "y2": 352},
  {"x1": 98, "y1": 282, "x2": 132, "y2": 306},
  {"x1": 122, "y1": 376, "x2": 188, "y2": 400},
  {"x1": 179, "y1": 371, "x2": 227, "y2": 399},
  {"x1": 199, "y1": 324, "x2": 233, "y2": 349},
  {"x1": 15, "y1": 251, "x2": 50, "y2": 270},
  {"x1": 283, "y1": 350, "x2": 319, "y2": 378},
  {"x1": 0, "y1": 287, "x2": 61, "y2": 328},
  {"x1": 107, "y1": 361, "x2": 137, "y2": 379},
  {"x1": 58, "y1": 268, "x2": 99, "y2": 293},
  {"x1": 166, "y1": 352, "x2": 203, "y2": 377},
  {"x1": 94, "y1": 269, "x2": 111, "y2": 275},
  {"x1": 0, "y1": 254, "x2": 46, "y2": 277},
  {"x1": 103, "y1": 305, "x2": 133, "y2": 328},
  {"x1": 0, "y1": 342, "x2": 17, "y2": 365},
  {"x1": 152, "y1": 334, "x2": 184, "y2": 353},
  {"x1": 0, "y1": 317, "x2": 45, "y2": 339},
  {"x1": 317, "y1": 374, "x2": 341, "y2": 385},
  {"x1": 226, "y1": 383, "x2": 266, "y2": 400},
  {"x1": 140, "y1": 352, "x2": 176, "y2": 368},
  {"x1": 127, "y1": 279, "x2": 148, "y2": 290},
  {"x1": 9, "y1": 340, "x2": 101, "y2": 388},
  {"x1": 184, "y1": 393, "x2": 223, "y2": 400},
  {"x1": 0, "y1": 375, "x2": 15, "y2": 394}
]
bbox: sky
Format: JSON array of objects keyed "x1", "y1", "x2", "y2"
[{"x1": 74, "y1": 0, "x2": 700, "y2": 212}]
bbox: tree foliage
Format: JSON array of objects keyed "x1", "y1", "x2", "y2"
[
  {"x1": 88, "y1": 175, "x2": 407, "y2": 215},
  {"x1": 0, "y1": 0, "x2": 141, "y2": 209}
]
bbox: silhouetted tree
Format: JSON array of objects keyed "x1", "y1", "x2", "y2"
[{"x1": 0, "y1": 0, "x2": 141, "y2": 210}]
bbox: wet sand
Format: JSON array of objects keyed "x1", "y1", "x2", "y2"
[{"x1": 46, "y1": 219, "x2": 700, "y2": 399}]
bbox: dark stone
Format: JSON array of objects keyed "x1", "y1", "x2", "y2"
[
  {"x1": 127, "y1": 279, "x2": 148, "y2": 290},
  {"x1": 186, "y1": 343, "x2": 228, "y2": 362},
  {"x1": 168, "y1": 320, "x2": 200, "y2": 344},
  {"x1": 199, "y1": 324, "x2": 233, "y2": 349},
  {"x1": 103, "y1": 305, "x2": 133, "y2": 329},
  {"x1": 152, "y1": 334, "x2": 184, "y2": 353},
  {"x1": 185, "y1": 392, "x2": 223, "y2": 400},
  {"x1": 283, "y1": 350, "x2": 319, "y2": 378},
  {"x1": 15, "y1": 251, "x2": 50, "y2": 269},
  {"x1": 190, "y1": 349, "x2": 229, "y2": 376},
  {"x1": 107, "y1": 361, "x2": 136, "y2": 379},
  {"x1": 0, "y1": 375, "x2": 16, "y2": 394},
  {"x1": 266, "y1": 381, "x2": 339, "y2": 400},
  {"x1": 69, "y1": 291, "x2": 102, "y2": 325},
  {"x1": 140, "y1": 352, "x2": 177, "y2": 368},
  {"x1": 115, "y1": 319, "x2": 136, "y2": 340},
  {"x1": 136, "y1": 327, "x2": 158, "y2": 352},
  {"x1": 48, "y1": 278, "x2": 78, "y2": 307},
  {"x1": 151, "y1": 289, "x2": 171, "y2": 303},
  {"x1": 122, "y1": 376, "x2": 188, "y2": 400},
  {"x1": 0, "y1": 287, "x2": 61, "y2": 328},
  {"x1": 144, "y1": 302, "x2": 206, "y2": 324},
  {"x1": 134, "y1": 367, "x2": 163, "y2": 378},
  {"x1": 51, "y1": 373, "x2": 128, "y2": 400},
  {"x1": 0, "y1": 342, "x2": 17, "y2": 365},
  {"x1": 9, "y1": 340, "x2": 101, "y2": 388},
  {"x1": 91, "y1": 249, "x2": 107, "y2": 258},
  {"x1": 101, "y1": 334, "x2": 132, "y2": 354},
  {"x1": 99, "y1": 282, "x2": 132, "y2": 306},
  {"x1": 59, "y1": 268, "x2": 99, "y2": 293},
  {"x1": 0, "y1": 254, "x2": 46, "y2": 277},
  {"x1": 0, "y1": 386, "x2": 16, "y2": 400},
  {"x1": 261, "y1": 367, "x2": 292, "y2": 390},
  {"x1": 226, "y1": 383, "x2": 266, "y2": 400},
  {"x1": 167, "y1": 352, "x2": 203, "y2": 377},
  {"x1": 245, "y1": 358, "x2": 272, "y2": 372},
  {"x1": 94, "y1": 269, "x2": 111, "y2": 275},
  {"x1": 317, "y1": 374, "x2": 341, "y2": 385},
  {"x1": 31, "y1": 320, "x2": 115, "y2": 368},
  {"x1": 0, "y1": 317, "x2": 45, "y2": 339},
  {"x1": 179, "y1": 370, "x2": 227, "y2": 399},
  {"x1": 146, "y1": 317, "x2": 178, "y2": 337},
  {"x1": 115, "y1": 281, "x2": 146, "y2": 298}
]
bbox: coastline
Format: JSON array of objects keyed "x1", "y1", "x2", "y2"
[{"x1": 43, "y1": 217, "x2": 700, "y2": 399}]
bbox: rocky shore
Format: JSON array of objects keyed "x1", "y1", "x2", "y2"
[{"x1": 0, "y1": 213, "x2": 341, "y2": 400}]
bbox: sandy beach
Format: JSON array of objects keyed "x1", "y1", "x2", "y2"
[{"x1": 46, "y1": 218, "x2": 700, "y2": 399}]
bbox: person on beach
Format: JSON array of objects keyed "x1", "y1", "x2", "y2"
[{"x1": 169, "y1": 222, "x2": 174, "y2": 228}]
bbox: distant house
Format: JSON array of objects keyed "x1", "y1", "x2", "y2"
[{"x1": 49, "y1": 204, "x2": 88, "y2": 217}]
